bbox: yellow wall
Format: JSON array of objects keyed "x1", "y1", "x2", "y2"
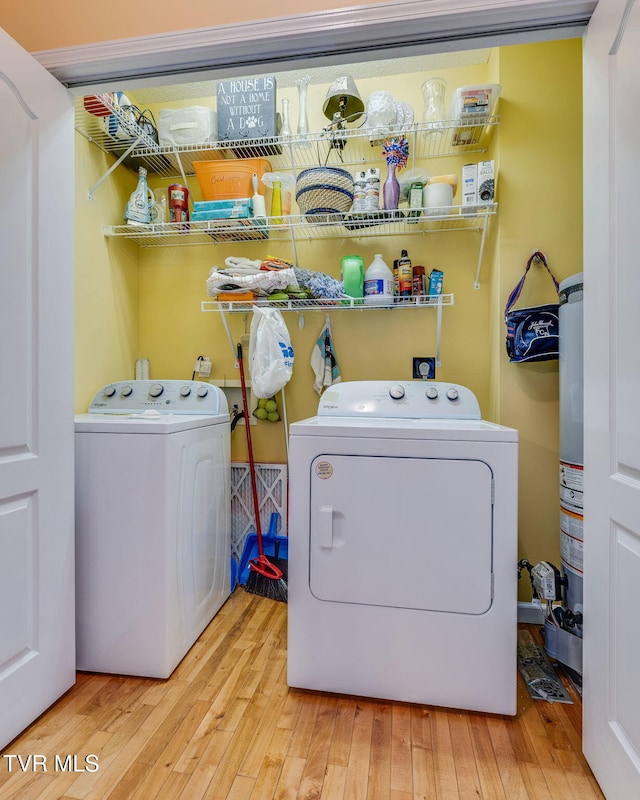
[
  {"x1": 0, "y1": 0, "x2": 398, "y2": 52},
  {"x1": 74, "y1": 135, "x2": 139, "y2": 410},
  {"x1": 496, "y1": 40, "x2": 583, "y2": 582},
  {"x1": 73, "y1": 39, "x2": 583, "y2": 597}
]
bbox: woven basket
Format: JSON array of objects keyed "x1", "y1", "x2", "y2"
[{"x1": 295, "y1": 167, "x2": 354, "y2": 221}]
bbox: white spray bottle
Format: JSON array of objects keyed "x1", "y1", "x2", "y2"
[{"x1": 125, "y1": 167, "x2": 154, "y2": 225}]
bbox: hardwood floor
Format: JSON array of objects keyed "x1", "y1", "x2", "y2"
[{"x1": 0, "y1": 590, "x2": 604, "y2": 800}]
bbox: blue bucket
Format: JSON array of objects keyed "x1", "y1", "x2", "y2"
[{"x1": 238, "y1": 512, "x2": 288, "y2": 585}]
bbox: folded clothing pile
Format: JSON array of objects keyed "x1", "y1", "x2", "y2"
[
  {"x1": 206, "y1": 257, "x2": 297, "y2": 297},
  {"x1": 206, "y1": 256, "x2": 347, "y2": 302}
]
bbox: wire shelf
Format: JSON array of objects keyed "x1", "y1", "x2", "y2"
[
  {"x1": 202, "y1": 293, "x2": 454, "y2": 313},
  {"x1": 77, "y1": 95, "x2": 498, "y2": 178},
  {"x1": 103, "y1": 206, "x2": 496, "y2": 247}
]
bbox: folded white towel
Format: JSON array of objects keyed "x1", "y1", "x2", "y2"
[{"x1": 311, "y1": 317, "x2": 341, "y2": 395}]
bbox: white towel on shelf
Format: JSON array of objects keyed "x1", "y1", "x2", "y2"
[{"x1": 311, "y1": 316, "x2": 341, "y2": 395}]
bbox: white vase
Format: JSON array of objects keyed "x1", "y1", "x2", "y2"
[
  {"x1": 422, "y1": 78, "x2": 447, "y2": 136},
  {"x1": 280, "y1": 98, "x2": 292, "y2": 138},
  {"x1": 296, "y1": 75, "x2": 311, "y2": 139}
]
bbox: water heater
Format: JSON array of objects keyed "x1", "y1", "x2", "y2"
[{"x1": 545, "y1": 272, "x2": 584, "y2": 674}]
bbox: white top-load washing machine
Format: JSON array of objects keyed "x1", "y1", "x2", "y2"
[
  {"x1": 75, "y1": 380, "x2": 231, "y2": 679},
  {"x1": 287, "y1": 380, "x2": 518, "y2": 715}
]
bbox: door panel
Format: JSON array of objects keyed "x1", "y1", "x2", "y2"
[
  {"x1": 0, "y1": 84, "x2": 31, "y2": 452},
  {"x1": 0, "y1": 497, "x2": 34, "y2": 666},
  {"x1": 310, "y1": 455, "x2": 493, "y2": 613},
  {"x1": 583, "y1": 0, "x2": 640, "y2": 795},
  {"x1": 0, "y1": 27, "x2": 74, "y2": 748}
]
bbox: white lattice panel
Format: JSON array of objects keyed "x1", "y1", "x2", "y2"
[{"x1": 231, "y1": 463, "x2": 287, "y2": 561}]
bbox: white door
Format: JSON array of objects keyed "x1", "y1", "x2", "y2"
[
  {"x1": 0, "y1": 28, "x2": 75, "y2": 748},
  {"x1": 583, "y1": 0, "x2": 640, "y2": 797}
]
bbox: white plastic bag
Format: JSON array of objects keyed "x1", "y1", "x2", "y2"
[{"x1": 249, "y1": 307, "x2": 294, "y2": 398}]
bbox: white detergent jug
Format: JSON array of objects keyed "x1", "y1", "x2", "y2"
[{"x1": 364, "y1": 253, "x2": 394, "y2": 306}]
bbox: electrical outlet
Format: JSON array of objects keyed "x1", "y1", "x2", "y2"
[
  {"x1": 194, "y1": 356, "x2": 212, "y2": 377},
  {"x1": 412, "y1": 357, "x2": 436, "y2": 380}
]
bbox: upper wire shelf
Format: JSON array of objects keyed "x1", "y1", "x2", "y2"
[{"x1": 76, "y1": 94, "x2": 499, "y2": 179}]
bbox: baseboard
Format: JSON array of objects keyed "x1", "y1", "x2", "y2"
[{"x1": 518, "y1": 601, "x2": 544, "y2": 625}]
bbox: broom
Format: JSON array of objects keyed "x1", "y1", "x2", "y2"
[{"x1": 237, "y1": 343, "x2": 288, "y2": 603}]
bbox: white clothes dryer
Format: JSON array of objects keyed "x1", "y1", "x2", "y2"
[
  {"x1": 74, "y1": 380, "x2": 231, "y2": 678},
  {"x1": 287, "y1": 380, "x2": 518, "y2": 715}
]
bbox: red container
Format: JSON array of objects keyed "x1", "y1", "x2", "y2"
[
  {"x1": 412, "y1": 265, "x2": 426, "y2": 296},
  {"x1": 83, "y1": 94, "x2": 113, "y2": 116},
  {"x1": 168, "y1": 184, "x2": 189, "y2": 222}
]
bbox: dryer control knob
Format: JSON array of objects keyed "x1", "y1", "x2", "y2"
[
  {"x1": 179, "y1": 386, "x2": 191, "y2": 397},
  {"x1": 196, "y1": 386, "x2": 209, "y2": 398},
  {"x1": 425, "y1": 386, "x2": 439, "y2": 400},
  {"x1": 120, "y1": 386, "x2": 133, "y2": 397},
  {"x1": 103, "y1": 385, "x2": 116, "y2": 397},
  {"x1": 389, "y1": 384, "x2": 405, "y2": 400},
  {"x1": 446, "y1": 387, "x2": 459, "y2": 401},
  {"x1": 148, "y1": 383, "x2": 164, "y2": 398}
]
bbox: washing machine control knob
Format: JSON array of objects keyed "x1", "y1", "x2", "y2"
[
  {"x1": 120, "y1": 386, "x2": 133, "y2": 397},
  {"x1": 389, "y1": 384, "x2": 405, "y2": 400},
  {"x1": 425, "y1": 386, "x2": 439, "y2": 400},
  {"x1": 103, "y1": 385, "x2": 116, "y2": 397},
  {"x1": 196, "y1": 386, "x2": 209, "y2": 398},
  {"x1": 179, "y1": 386, "x2": 191, "y2": 397},
  {"x1": 148, "y1": 383, "x2": 164, "y2": 398},
  {"x1": 446, "y1": 387, "x2": 459, "y2": 401}
]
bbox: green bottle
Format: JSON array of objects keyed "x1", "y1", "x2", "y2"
[
  {"x1": 408, "y1": 181, "x2": 424, "y2": 223},
  {"x1": 341, "y1": 255, "x2": 364, "y2": 305}
]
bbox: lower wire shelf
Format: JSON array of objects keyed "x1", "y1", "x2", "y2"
[
  {"x1": 203, "y1": 293, "x2": 454, "y2": 367},
  {"x1": 201, "y1": 293, "x2": 454, "y2": 313}
]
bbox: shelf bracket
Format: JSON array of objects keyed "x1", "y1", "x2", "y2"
[
  {"x1": 87, "y1": 136, "x2": 143, "y2": 201},
  {"x1": 474, "y1": 213, "x2": 490, "y2": 289},
  {"x1": 436, "y1": 298, "x2": 443, "y2": 367},
  {"x1": 219, "y1": 307, "x2": 238, "y2": 363}
]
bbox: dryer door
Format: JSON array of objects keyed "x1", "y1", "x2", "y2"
[{"x1": 309, "y1": 455, "x2": 493, "y2": 614}]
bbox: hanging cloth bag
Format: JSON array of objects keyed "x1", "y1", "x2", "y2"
[
  {"x1": 504, "y1": 251, "x2": 560, "y2": 363},
  {"x1": 249, "y1": 307, "x2": 295, "y2": 398}
]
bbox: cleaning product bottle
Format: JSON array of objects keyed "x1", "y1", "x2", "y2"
[
  {"x1": 412, "y1": 265, "x2": 426, "y2": 297},
  {"x1": 352, "y1": 171, "x2": 367, "y2": 214},
  {"x1": 393, "y1": 259, "x2": 399, "y2": 300},
  {"x1": 364, "y1": 254, "x2": 394, "y2": 306},
  {"x1": 397, "y1": 249, "x2": 413, "y2": 300},
  {"x1": 364, "y1": 168, "x2": 380, "y2": 212},
  {"x1": 271, "y1": 180, "x2": 283, "y2": 225},
  {"x1": 124, "y1": 167, "x2": 153, "y2": 225},
  {"x1": 341, "y1": 254, "x2": 365, "y2": 305}
]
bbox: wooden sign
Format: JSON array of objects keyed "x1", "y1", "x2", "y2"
[{"x1": 217, "y1": 76, "x2": 278, "y2": 142}]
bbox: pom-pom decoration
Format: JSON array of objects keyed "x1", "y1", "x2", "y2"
[{"x1": 382, "y1": 137, "x2": 409, "y2": 170}]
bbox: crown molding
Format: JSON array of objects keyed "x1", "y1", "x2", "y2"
[{"x1": 33, "y1": 0, "x2": 596, "y2": 90}]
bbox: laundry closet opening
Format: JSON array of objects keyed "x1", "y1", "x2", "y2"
[{"x1": 73, "y1": 35, "x2": 583, "y2": 605}]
